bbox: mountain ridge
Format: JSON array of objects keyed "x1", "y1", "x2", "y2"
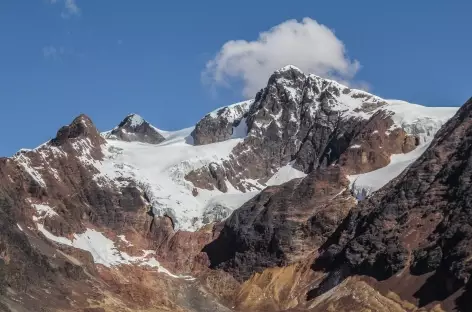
[{"x1": 0, "y1": 66, "x2": 466, "y2": 312}]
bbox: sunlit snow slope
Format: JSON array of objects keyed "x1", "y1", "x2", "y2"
[{"x1": 349, "y1": 100, "x2": 458, "y2": 199}]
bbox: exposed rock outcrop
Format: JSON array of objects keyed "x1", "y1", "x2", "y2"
[
  {"x1": 338, "y1": 110, "x2": 419, "y2": 175},
  {"x1": 152, "y1": 220, "x2": 224, "y2": 274},
  {"x1": 192, "y1": 100, "x2": 253, "y2": 145},
  {"x1": 105, "y1": 113, "x2": 166, "y2": 144}
]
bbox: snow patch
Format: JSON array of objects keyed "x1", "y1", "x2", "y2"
[
  {"x1": 208, "y1": 100, "x2": 253, "y2": 121},
  {"x1": 231, "y1": 118, "x2": 248, "y2": 139},
  {"x1": 127, "y1": 114, "x2": 145, "y2": 128},
  {"x1": 118, "y1": 235, "x2": 133, "y2": 246},
  {"x1": 266, "y1": 163, "x2": 307, "y2": 186},
  {"x1": 276, "y1": 65, "x2": 303, "y2": 73},
  {"x1": 36, "y1": 224, "x2": 193, "y2": 280},
  {"x1": 93, "y1": 124, "x2": 309, "y2": 231},
  {"x1": 384, "y1": 100, "x2": 458, "y2": 143},
  {"x1": 348, "y1": 142, "x2": 431, "y2": 199},
  {"x1": 32, "y1": 204, "x2": 58, "y2": 220}
]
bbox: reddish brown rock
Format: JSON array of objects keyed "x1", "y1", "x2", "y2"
[
  {"x1": 153, "y1": 220, "x2": 224, "y2": 274},
  {"x1": 312, "y1": 97, "x2": 472, "y2": 312},
  {"x1": 338, "y1": 110, "x2": 419, "y2": 174}
]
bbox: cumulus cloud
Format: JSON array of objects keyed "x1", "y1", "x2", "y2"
[{"x1": 203, "y1": 18, "x2": 363, "y2": 98}]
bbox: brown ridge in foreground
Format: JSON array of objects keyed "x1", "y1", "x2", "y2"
[{"x1": 310, "y1": 97, "x2": 472, "y2": 311}]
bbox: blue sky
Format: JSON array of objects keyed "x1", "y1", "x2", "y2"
[{"x1": 0, "y1": 1, "x2": 470, "y2": 156}]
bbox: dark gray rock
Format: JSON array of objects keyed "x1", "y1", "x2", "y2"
[
  {"x1": 192, "y1": 100, "x2": 253, "y2": 145},
  {"x1": 186, "y1": 66, "x2": 415, "y2": 193},
  {"x1": 106, "y1": 114, "x2": 165, "y2": 144},
  {"x1": 203, "y1": 166, "x2": 356, "y2": 281}
]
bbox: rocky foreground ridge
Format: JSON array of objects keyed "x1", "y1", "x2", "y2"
[{"x1": 0, "y1": 66, "x2": 466, "y2": 311}]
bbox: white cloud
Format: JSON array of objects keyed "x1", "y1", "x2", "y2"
[
  {"x1": 47, "y1": 0, "x2": 81, "y2": 18},
  {"x1": 203, "y1": 18, "x2": 363, "y2": 98},
  {"x1": 61, "y1": 0, "x2": 81, "y2": 18},
  {"x1": 42, "y1": 45, "x2": 65, "y2": 59}
]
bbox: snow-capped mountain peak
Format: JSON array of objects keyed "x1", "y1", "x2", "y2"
[
  {"x1": 122, "y1": 113, "x2": 146, "y2": 128},
  {"x1": 276, "y1": 64, "x2": 304, "y2": 73},
  {"x1": 105, "y1": 113, "x2": 166, "y2": 144}
]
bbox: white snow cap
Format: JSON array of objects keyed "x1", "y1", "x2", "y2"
[
  {"x1": 126, "y1": 114, "x2": 145, "y2": 127},
  {"x1": 276, "y1": 65, "x2": 303, "y2": 73}
]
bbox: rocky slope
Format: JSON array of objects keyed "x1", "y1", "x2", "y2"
[
  {"x1": 310, "y1": 97, "x2": 472, "y2": 311},
  {"x1": 204, "y1": 166, "x2": 356, "y2": 281}
]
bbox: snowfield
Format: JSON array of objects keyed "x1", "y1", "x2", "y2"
[
  {"x1": 385, "y1": 100, "x2": 458, "y2": 143},
  {"x1": 97, "y1": 125, "x2": 309, "y2": 231},
  {"x1": 97, "y1": 127, "x2": 266, "y2": 231},
  {"x1": 348, "y1": 143, "x2": 431, "y2": 200}
]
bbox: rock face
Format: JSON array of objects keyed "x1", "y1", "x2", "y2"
[
  {"x1": 10, "y1": 114, "x2": 149, "y2": 237},
  {"x1": 0, "y1": 115, "x2": 156, "y2": 311},
  {"x1": 153, "y1": 219, "x2": 224, "y2": 274},
  {"x1": 192, "y1": 100, "x2": 253, "y2": 145},
  {"x1": 204, "y1": 166, "x2": 356, "y2": 281},
  {"x1": 312, "y1": 97, "x2": 472, "y2": 311},
  {"x1": 0, "y1": 195, "x2": 91, "y2": 312},
  {"x1": 105, "y1": 113, "x2": 166, "y2": 144},
  {"x1": 186, "y1": 66, "x2": 423, "y2": 193},
  {"x1": 337, "y1": 110, "x2": 419, "y2": 175}
]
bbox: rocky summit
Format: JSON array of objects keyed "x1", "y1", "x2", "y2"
[
  {"x1": 104, "y1": 113, "x2": 166, "y2": 144},
  {"x1": 0, "y1": 66, "x2": 470, "y2": 312}
]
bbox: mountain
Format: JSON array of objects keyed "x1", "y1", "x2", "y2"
[
  {"x1": 104, "y1": 113, "x2": 166, "y2": 144},
  {"x1": 0, "y1": 66, "x2": 464, "y2": 312},
  {"x1": 187, "y1": 66, "x2": 456, "y2": 196}
]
